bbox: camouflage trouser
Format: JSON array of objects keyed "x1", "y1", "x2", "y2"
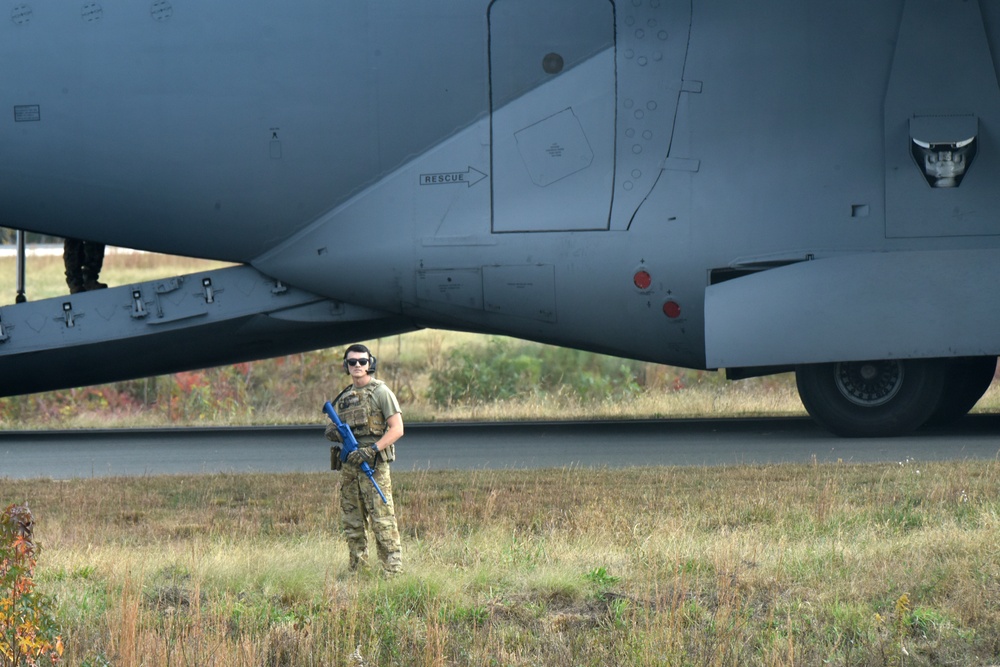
[
  {"x1": 63, "y1": 238, "x2": 106, "y2": 289},
  {"x1": 340, "y1": 460, "x2": 402, "y2": 573}
]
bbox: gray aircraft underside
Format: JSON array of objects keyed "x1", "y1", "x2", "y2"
[{"x1": 1, "y1": 0, "x2": 999, "y2": 437}]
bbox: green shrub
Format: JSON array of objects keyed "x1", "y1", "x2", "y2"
[{"x1": 428, "y1": 338, "x2": 641, "y2": 406}]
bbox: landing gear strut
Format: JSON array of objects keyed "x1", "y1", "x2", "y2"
[{"x1": 15, "y1": 230, "x2": 26, "y2": 303}]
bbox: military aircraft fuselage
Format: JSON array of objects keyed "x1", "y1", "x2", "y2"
[{"x1": 2, "y1": 0, "x2": 999, "y2": 436}]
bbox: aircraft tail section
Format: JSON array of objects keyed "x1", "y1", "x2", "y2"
[{"x1": 0, "y1": 265, "x2": 417, "y2": 397}]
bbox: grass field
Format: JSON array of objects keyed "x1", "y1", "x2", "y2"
[{"x1": 3, "y1": 461, "x2": 999, "y2": 666}]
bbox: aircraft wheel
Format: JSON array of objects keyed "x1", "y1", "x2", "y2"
[
  {"x1": 795, "y1": 359, "x2": 946, "y2": 437},
  {"x1": 923, "y1": 356, "x2": 997, "y2": 427}
]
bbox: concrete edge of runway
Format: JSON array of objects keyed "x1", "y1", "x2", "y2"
[
  {"x1": 2, "y1": 413, "x2": 1000, "y2": 441},
  {"x1": 0, "y1": 415, "x2": 821, "y2": 440}
]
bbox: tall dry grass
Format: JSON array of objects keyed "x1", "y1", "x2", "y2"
[{"x1": 3, "y1": 460, "x2": 999, "y2": 665}]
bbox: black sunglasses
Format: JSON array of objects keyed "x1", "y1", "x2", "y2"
[{"x1": 346, "y1": 358, "x2": 370, "y2": 367}]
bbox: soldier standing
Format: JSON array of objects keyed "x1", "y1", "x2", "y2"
[{"x1": 326, "y1": 343, "x2": 404, "y2": 574}]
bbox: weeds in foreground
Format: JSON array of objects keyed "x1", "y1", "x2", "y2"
[
  {"x1": 0, "y1": 504, "x2": 63, "y2": 666},
  {"x1": 2, "y1": 461, "x2": 999, "y2": 665}
]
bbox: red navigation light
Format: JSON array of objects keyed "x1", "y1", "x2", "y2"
[
  {"x1": 633, "y1": 270, "x2": 652, "y2": 290},
  {"x1": 663, "y1": 300, "x2": 681, "y2": 318}
]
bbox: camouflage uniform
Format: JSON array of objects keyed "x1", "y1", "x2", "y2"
[
  {"x1": 63, "y1": 238, "x2": 107, "y2": 293},
  {"x1": 328, "y1": 378, "x2": 403, "y2": 573}
]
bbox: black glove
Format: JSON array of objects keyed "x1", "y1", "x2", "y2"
[{"x1": 347, "y1": 446, "x2": 378, "y2": 466}]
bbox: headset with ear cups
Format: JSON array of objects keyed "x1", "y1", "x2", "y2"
[{"x1": 342, "y1": 344, "x2": 377, "y2": 374}]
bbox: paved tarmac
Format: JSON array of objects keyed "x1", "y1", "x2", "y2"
[{"x1": 1, "y1": 416, "x2": 999, "y2": 479}]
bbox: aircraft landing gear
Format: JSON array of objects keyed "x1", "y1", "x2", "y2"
[
  {"x1": 795, "y1": 358, "x2": 946, "y2": 437},
  {"x1": 923, "y1": 356, "x2": 997, "y2": 427}
]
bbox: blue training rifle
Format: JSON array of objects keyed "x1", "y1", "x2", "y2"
[{"x1": 323, "y1": 401, "x2": 388, "y2": 504}]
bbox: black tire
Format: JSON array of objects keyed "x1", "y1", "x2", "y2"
[
  {"x1": 795, "y1": 359, "x2": 946, "y2": 437},
  {"x1": 923, "y1": 356, "x2": 997, "y2": 427}
]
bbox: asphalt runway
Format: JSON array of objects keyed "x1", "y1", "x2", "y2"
[{"x1": 2, "y1": 416, "x2": 1000, "y2": 479}]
